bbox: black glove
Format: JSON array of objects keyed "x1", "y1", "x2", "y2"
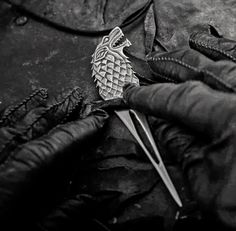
[
  {"x1": 0, "y1": 87, "x2": 109, "y2": 229},
  {"x1": 123, "y1": 30, "x2": 236, "y2": 229}
]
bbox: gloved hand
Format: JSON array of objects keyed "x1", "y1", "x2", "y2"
[
  {"x1": 0, "y1": 87, "x2": 109, "y2": 230},
  {"x1": 123, "y1": 30, "x2": 236, "y2": 229}
]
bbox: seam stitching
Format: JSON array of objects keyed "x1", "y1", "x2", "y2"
[
  {"x1": 0, "y1": 88, "x2": 82, "y2": 169},
  {"x1": 146, "y1": 59, "x2": 177, "y2": 83},
  {"x1": 147, "y1": 57, "x2": 235, "y2": 92},
  {"x1": 190, "y1": 38, "x2": 236, "y2": 63},
  {"x1": 0, "y1": 88, "x2": 48, "y2": 126}
]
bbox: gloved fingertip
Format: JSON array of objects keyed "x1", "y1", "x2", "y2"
[
  {"x1": 89, "y1": 109, "x2": 109, "y2": 130},
  {"x1": 89, "y1": 108, "x2": 109, "y2": 119},
  {"x1": 123, "y1": 83, "x2": 139, "y2": 104}
]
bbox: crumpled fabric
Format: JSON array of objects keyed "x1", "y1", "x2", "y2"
[
  {"x1": 68, "y1": 115, "x2": 194, "y2": 231},
  {"x1": 0, "y1": 0, "x2": 236, "y2": 230},
  {"x1": 7, "y1": 0, "x2": 151, "y2": 33},
  {"x1": 0, "y1": 87, "x2": 109, "y2": 230},
  {"x1": 151, "y1": 0, "x2": 236, "y2": 52},
  {"x1": 123, "y1": 29, "x2": 236, "y2": 230}
]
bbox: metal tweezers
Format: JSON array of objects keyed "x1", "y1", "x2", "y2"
[{"x1": 115, "y1": 109, "x2": 183, "y2": 207}]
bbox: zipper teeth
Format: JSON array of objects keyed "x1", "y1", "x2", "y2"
[{"x1": 189, "y1": 38, "x2": 236, "y2": 63}]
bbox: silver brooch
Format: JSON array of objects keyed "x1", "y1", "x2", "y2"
[{"x1": 91, "y1": 27, "x2": 182, "y2": 207}]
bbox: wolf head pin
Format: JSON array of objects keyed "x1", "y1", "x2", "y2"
[{"x1": 91, "y1": 27, "x2": 139, "y2": 100}]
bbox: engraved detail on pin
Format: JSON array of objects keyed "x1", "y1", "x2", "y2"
[
  {"x1": 91, "y1": 27, "x2": 139, "y2": 100},
  {"x1": 91, "y1": 27, "x2": 182, "y2": 207}
]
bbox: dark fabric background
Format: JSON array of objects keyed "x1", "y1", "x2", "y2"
[
  {"x1": 0, "y1": 0, "x2": 235, "y2": 109},
  {"x1": 0, "y1": 0, "x2": 236, "y2": 230}
]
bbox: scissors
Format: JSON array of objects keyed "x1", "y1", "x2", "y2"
[{"x1": 91, "y1": 26, "x2": 182, "y2": 207}]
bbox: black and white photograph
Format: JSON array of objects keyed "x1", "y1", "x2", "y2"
[{"x1": 0, "y1": 0, "x2": 236, "y2": 230}]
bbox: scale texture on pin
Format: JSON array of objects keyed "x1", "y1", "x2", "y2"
[{"x1": 91, "y1": 27, "x2": 139, "y2": 100}]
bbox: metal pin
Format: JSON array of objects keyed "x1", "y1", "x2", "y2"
[
  {"x1": 91, "y1": 26, "x2": 182, "y2": 207},
  {"x1": 115, "y1": 109, "x2": 182, "y2": 207}
]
